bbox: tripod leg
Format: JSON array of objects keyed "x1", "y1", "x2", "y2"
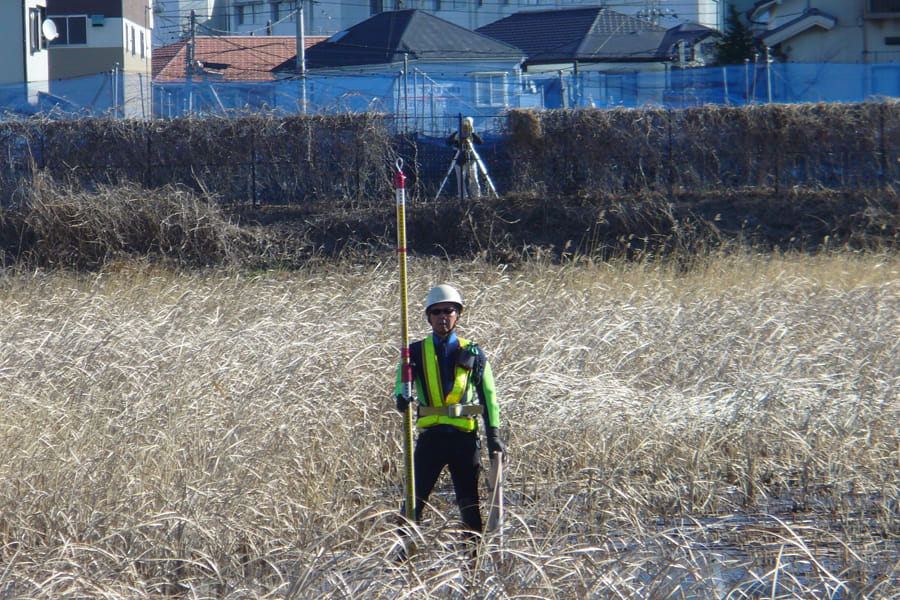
[
  {"x1": 455, "y1": 165, "x2": 466, "y2": 201},
  {"x1": 434, "y1": 150, "x2": 460, "y2": 202},
  {"x1": 465, "y1": 162, "x2": 481, "y2": 198},
  {"x1": 469, "y1": 145, "x2": 498, "y2": 197}
]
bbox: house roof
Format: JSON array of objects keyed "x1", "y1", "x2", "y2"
[
  {"x1": 658, "y1": 21, "x2": 720, "y2": 56},
  {"x1": 759, "y1": 8, "x2": 837, "y2": 46},
  {"x1": 476, "y1": 6, "x2": 669, "y2": 66},
  {"x1": 292, "y1": 9, "x2": 524, "y2": 70},
  {"x1": 153, "y1": 36, "x2": 327, "y2": 81}
]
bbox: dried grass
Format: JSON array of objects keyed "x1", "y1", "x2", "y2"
[
  {"x1": 0, "y1": 113, "x2": 396, "y2": 206},
  {"x1": 504, "y1": 101, "x2": 900, "y2": 196},
  {"x1": 3, "y1": 175, "x2": 242, "y2": 269},
  {"x1": 2, "y1": 103, "x2": 897, "y2": 208},
  {"x1": 0, "y1": 251, "x2": 896, "y2": 599}
]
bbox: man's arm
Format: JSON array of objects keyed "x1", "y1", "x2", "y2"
[
  {"x1": 477, "y1": 359, "x2": 500, "y2": 428},
  {"x1": 478, "y1": 358, "x2": 505, "y2": 454}
]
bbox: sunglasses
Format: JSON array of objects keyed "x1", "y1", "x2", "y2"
[{"x1": 428, "y1": 307, "x2": 458, "y2": 316}]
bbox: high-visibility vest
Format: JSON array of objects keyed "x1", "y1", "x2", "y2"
[{"x1": 416, "y1": 336, "x2": 481, "y2": 432}]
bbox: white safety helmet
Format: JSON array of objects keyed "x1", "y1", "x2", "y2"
[
  {"x1": 462, "y1": 116, "x2": 474, "y2": 134},
  {"x1": 424, "y1": 284, "x2": 464, "y2": 314}
]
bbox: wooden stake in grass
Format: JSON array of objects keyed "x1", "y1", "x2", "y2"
[{"x1": 394, "y1": 159, "x2": 417, "y2": 553}]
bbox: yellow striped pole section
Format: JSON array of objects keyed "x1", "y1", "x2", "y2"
[{"x1": 394, "y1": 160, "x2": 417, "y2": 556}]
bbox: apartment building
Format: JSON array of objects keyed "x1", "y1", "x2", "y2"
[
  {"x1": 46, "y1": 0, "x2": 154, "y2": 116},
  {"x1": 47, "y1": 0, "x2": 153, "y2": 79},
  {"x1": 217, "y1": 0, "x2": 724, "y2": 37},
  {"x1": 153, "y1": 0, "x2": 223, "y2": 45},
  {"x1": 749, "y1": 0, "x2": 900, "y2": 63}
]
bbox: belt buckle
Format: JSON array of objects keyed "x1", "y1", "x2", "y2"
[{"x1": 448, "y1": 404, "x2": 463, "y2": 418}]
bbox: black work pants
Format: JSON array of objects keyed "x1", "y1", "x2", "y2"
[{"x1": 413, "y1": 425, "x2": 483, "y2": 533}]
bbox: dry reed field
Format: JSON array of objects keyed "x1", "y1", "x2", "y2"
[{"x1": 0, "y1": 250, "x2": 897, "y2": 599}]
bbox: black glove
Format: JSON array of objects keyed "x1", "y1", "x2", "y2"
[
  {"x1": 395, "y1": 394, "x2": 412, "y2": 413},
  {"x1": 485, "y1": 426, "x2": 505, "y2": 455}
]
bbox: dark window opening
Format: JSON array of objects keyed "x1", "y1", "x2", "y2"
[{"x1": 50, "y1": 15, "x2": 88, "y2": 46}]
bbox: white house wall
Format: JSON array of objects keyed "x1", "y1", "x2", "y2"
[
  {"x1": 27, "y1": 1, "x2": 52, "y2": 84},
  {"x1": 0, "y1": 0, "x2": 51, "y2": 104},
  {"x1": 0, "y1": 3, "x2": 28, "y2": 85},
  {"x1": 122, "y1": 17, "x2": 153, "y2": 72}
]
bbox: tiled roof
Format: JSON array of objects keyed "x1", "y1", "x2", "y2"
[
  {"x1": 153, "y1": 36, "x2": 327, "y2": 81},
  {"x1": 297, "y1": 9, "x2": 524, "y2": 70},
  {"x1": 477, "y1": 7, "x2": 669, "y2": 64}
]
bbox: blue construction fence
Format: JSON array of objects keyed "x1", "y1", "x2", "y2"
[{"x1": 2, "y1": 62, "x2": 898, "y2": 132}]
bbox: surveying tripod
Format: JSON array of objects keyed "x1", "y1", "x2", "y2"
[{"x1": 434, "y1": 118, "x2": 499, "y2": 202}]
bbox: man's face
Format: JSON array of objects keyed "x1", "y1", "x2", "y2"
[{"x1": 427, "y1": 302, "x2": 460, "y2": 338}]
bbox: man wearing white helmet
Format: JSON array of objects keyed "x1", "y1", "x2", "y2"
[
  {"x1": 394, "y1": 283, "x2": 504, "y2": 536},
  {"x1": 446, "y1": 116, "x2": 483, "y2": 199}
]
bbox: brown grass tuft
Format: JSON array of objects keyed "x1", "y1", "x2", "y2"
[{"x1": 1, "y1": 172, "x2": 259, "y2": 269}]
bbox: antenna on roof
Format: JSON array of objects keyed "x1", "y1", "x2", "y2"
[{"x1": 636, "y1": 0, "x2": 677, "y2": 24}]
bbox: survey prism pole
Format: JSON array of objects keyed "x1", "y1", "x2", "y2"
[{"x1": 394, "y1": 159, "x2": 417, "y2": 525}]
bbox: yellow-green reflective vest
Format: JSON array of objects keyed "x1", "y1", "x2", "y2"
[{"x1": 417, "y1": 336, "x2": 479, "y2": 432}]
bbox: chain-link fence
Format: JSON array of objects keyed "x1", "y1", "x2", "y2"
[{"x1": 3, "y1": 62, "x2": 899, "y2": 129}]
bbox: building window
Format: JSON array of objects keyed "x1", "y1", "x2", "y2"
[
  {"x1": 869, "y1": 0, "x2": 900, "y2": 13},
  {"x1": 273, "y1": 1, "x2": 297, "y2": 21},
  {"x1": 29, "y1": 6, "x2": 48, "y2": 53},
  {"x1": 237, "y1": 3, "x2": 263, "y2": 25},
  {"x1": 474, "y1": 73, "x2": 507, "y2": 106},
  {"x1": 140, "y1": 31, "x2": 145, "y2": 58},
  {"x1": 131, "y1": 27, "x2": 136, "y2": 55},
  {"x1": 370, "y1": 0, "x2": 383, "y2": 13},
  {"x1": 49, "y1": 15, "x2": 88, "y2": 46},
  {"x1": 866, "y1": 0, "x2": 900, "y2": 17}
]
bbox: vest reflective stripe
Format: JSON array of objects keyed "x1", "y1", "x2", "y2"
[
  {"x1": 418, "y1": 404, "x2": 482, "y2": 418},
  {"x1": 417, "y1": 336, "x2": 477, "y2": 432}
]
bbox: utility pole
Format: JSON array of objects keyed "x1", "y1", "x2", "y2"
[
  {"x1": 403, "y1": 53, "x2": 409, "y2": 133},
  {"x1": 186, "y1": 9, "x2": 195, "y2": 113},
  {"x1": 296, "y1": 3, "x2": 307, "y2": 112},
  {"x1": 112, "y1": 63, "x2": 119, "y2": 117}
]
